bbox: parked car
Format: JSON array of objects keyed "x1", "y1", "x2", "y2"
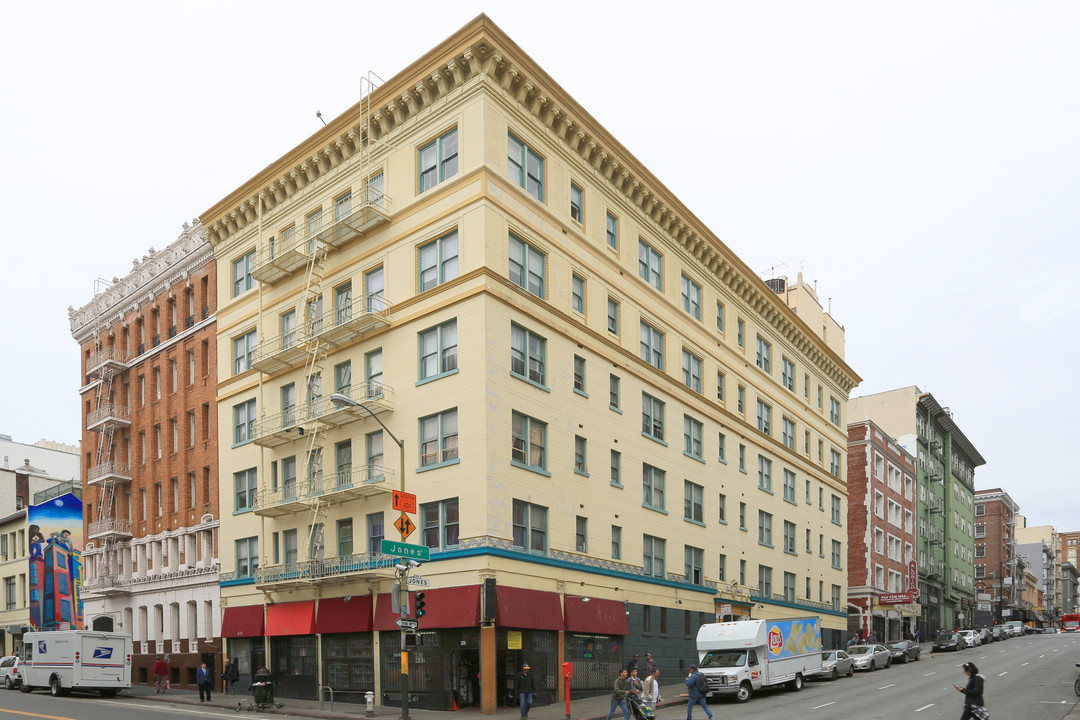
[
  {"x1": 0, "y1": 655, "x2": 23, "y2": 689},
  {"x1": 959, "y1": 630, "x2": 982, "y2": 647},
  {"x1": 817, "y1": 650, "x2": 854, "y2": 680},
  {"x1": 933, "y1": 631, "x2": 966, "y2": 652},
  {"x1": 848, "y1": 644, "x2": 892, "y2": 671},
  {"x1": 978, "y1": 628, "x2": 993, "y2": 644},
  {"x1": 889, "y1": 640, "x2": 921, "y2": 663}
]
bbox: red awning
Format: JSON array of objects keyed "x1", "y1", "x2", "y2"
[
  {"x1": 221, "y1": 605, "x2": 265, "y2": 638},
  {"x1": 564, "y1": 596, "x2": 629, "y2": 635},
  {"x1": 496, "y1": 586, "x2": 563, "y2": 630},
  {"x1": 374, "y1": 585, "x2": 481, "y2": 630},
  {"x1": 315, "y1": 595, "x2": 373, "y2": 634},
  {"x1": 266, "y1": 600, "x2": 316, "y2": 636}
]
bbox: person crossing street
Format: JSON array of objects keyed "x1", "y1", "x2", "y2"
[{"x1": 685, "y1": 665, "x2": 713, "y2": 720}]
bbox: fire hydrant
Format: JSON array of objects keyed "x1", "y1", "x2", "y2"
[{"x1": 365, "y1": 690, "x2": 375, "y2": 715}]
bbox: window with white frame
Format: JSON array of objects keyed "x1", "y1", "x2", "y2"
[
  {"x1": 418, "y1": 230, "x2": 459, "y2": 291},
  {"x1": 508, "y1": 233, "x2": 545, "y2": 298},
  {"x1": 681, "y1": 350, "x2": 702, "y2": 392},
  {"x1": 419, "y1": 408, "x2": 458, "y2": 467},
  {"x1": 510, "y1": 323, "x2": 546, "y2": 385},
  {"x1": 638, "y1": 239, "x2": 663, "y2": 290},
  {"x1": 642, "y1": 464, "x2": 665, "y2": 510},
  {"x1": 639, "y1": 321, "x2": 664, "y2": 369},
  {"x1": 680, "y1": 274, "x2": 701, "y2": 320},
  {"x1": 642, "y1": 392, "x2": 665, "y2": 441},
  {"x1": 508, "y1": 133, "x2": 543, "y2": 201},
  {"x1": 419, "y1": 319, "x2": 458, "y2": 381}
]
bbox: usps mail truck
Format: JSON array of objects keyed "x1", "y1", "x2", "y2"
[{"x1": 20, "y1": 630, "x2": 132, "y2": 697}]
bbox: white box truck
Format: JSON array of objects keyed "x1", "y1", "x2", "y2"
[
  {"x1": 696, "y1": 617, "x2": 822, "y2": 703},
  {"x1": 20, "y1": 630, "x2": 132, "y2": 697}
]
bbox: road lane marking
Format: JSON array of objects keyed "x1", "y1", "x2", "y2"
[
  {"x1": 923, "y1": 672, "x2": 936, "y2": 676},
  {"x1": 0, "y1": 711, "x2": 80, "y2": 720},
  {"x1": 997, "y1": 671, "x2": 1008, "y2": 677},
  {"x1": 878, "y1": 684, "x2": 895, "y2": 689},
  {"x1": 915, "y1": 704, "x2": 935, "y2": 712},
  {"x1": 1022, "y1": 662, "x2": 1030, "y2": 666},
  {"x1": 812, "y1": 702, "x2": 836, "y2": 709},
  {"x1": 1040, "y1": 654, "x2": 1046, "y2": 658},
  {"x1": 107, "y1": 702, "x2": 240, "y2": 719}
]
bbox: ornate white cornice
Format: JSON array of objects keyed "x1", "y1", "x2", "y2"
[{"x1": 69, "y1": 220, "x2": 213, "y2": 344}]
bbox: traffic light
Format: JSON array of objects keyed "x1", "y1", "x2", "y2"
[{"x1": 415, "y1": 592, "x2": 427, "y2": 619}]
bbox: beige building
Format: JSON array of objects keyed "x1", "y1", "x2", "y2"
[
  {"x1": 203, "y1": 15, "x2": 859, "y2": 711},
  {"x1": 1015, "y1": 518, "x2": 1062, "y2": 623}
]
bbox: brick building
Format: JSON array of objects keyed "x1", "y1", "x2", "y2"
[
  {"x1": 972, "y1": 488, "x2": 1020, "y2": 626},
  {"x1": 846, "y1": 420, "x2": 917, "y2": 641},
  {"x1": 70, "y1": 221, "x2": 221, "y2": 688}
]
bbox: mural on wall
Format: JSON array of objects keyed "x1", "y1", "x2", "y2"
[{"x1": 27, "y1": 492, "x2": 84, "y2": 631}]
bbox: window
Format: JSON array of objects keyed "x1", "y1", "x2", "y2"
[
  {"x1": 509, "y1": 233, "x2": 545, "y2": 298},
  {"x1": 575, "y1": 516, "x2": 587, "y2": 552},
  {"x1": 830, "y1": 397, "x2": 841, "y2": 426},
  {"x1": 512, "y1": 500, "x2": 547, "y2": 552},
  {"x1": 574, "y1": 436, "x2": 588, "y2": 474},
  {"x1": 784, "y1": 572, "x2": 797, "y2": 602},
  {"x1": 738, "y1": 444, "x2": 746, "y2": 472},
  {"x1": 419, "y1": 408, "x2": 458, "y2": 467},
  {"x1": 718, "y1": 554, "x2": 727, "y2": 582},
  {"x1": 831, "y1": 585, "x2": 842, "y2": 611},
  {"x1": 233, "y1": 468, "x2": 255, "y2": 511},
  {"x1": 337, "y1": 519, "x2": 353, "y2": 556},
  {"x1": 571, "y1": 274, "x2": 585, "y2": 314},
  {"x1": 758, "y1": 565, "x2": 772, "y2": 596},
  {"x1": 639, "y1": 321, "x2": 664, "y2": 370},
  {"x1": 609, "y1": 374, "x2": 620, "y2": 410},
  {"x1": 804, "y1": 430, "x2": 811, "y2": 455},
  {"x1": 511, "y1": 412, "x2": 546, "y2": 472},
  {"x1": 642, "y1": 464, "x2": 665, "y2": 510},
  {"x1": 681, "y1": 350, "x2": 702, "y2": 392},
  {"x1": 782, "y1": 358, "x2": 795, "y2": 391},
  {"x1": 782, "y1": 417, "x2": 795, "y2": 450},
  {"x1": 170, "y1": 359, "x2": 178, "y2": 392},
  {"x1": 233, "y1": 330, "x2": 256, "y2": 375},
  {"x1": 232, "y1": 251, "x2": 254, "y2": 297},
  {"x1": 831, "y1": 540, "x2": 842, "y2": 569},
  {"x1": 757, "y1": 400, "x2": 772, "y2": 435},
  {"x1": 718, "y1": 493, "x2": 727, "y2": 523},
  {"x1": 611, "y1": 525, "x2": 621, "y2": 559},
  {"x1": 364, "y1": 266, "x2": 385, "y2": 314},
  {"x1": 758, "y1": 455, "x2": 772, "y2": 492},
  {"x1": 758, "y1": 511, "x2": 773, "y2": 546},
  {"x1": 606, "y1": 297, "x2": 619, "y2": 334},
  {"x1": 807, "y1": 528, "x2": 813, "y2": 553},
  {"x1": 716, "y1": 301, "x2": 724, "y2": 332},
  {"x1": 685, "y1": 546, "x2": 704, "y2": 584},
  {"x1": 638, "y1": 240, "x2": 663, "y2": 290},
  {"x1": 817, "y1": 386, "x2": 823, "y2": 410},
  {"x1": 783, "y1": 469, "x2": 796, "y2": 504},
  {"x1": 737, "y1": 385, "x2": 745, "y2": 414},
  {"x1": 367, "y1": 512, "x2": 385, "y2": 554},
  {"x1": 282, "y1": 529, "x2": 298, "y2": 566},
  {"x1": 508, "y1": 132, "x2": 544, "y2": 200},
  {"x1": 756, "y1": 336, "x2": 771, "y2": 373},
  {"x1": 510, "y1": 323, "x2": 546, "y2": 386},
  {"x1": 418, "y1": 230, "x2": 460, "y2": 291},
  {"x1": 641, "y1": 393, "x2": 665, "y2": 442},
  {"x1": 188, "y1": 411, "x2": 196, "y2": 447},
  {"x1": 573, "y1": 355, "x2": 587, "y2": 394},
  {"x1": 680, "y1": 275, "x2": 701, "y2": 320},
  {"x1": 716, "y1": 371, "x2": 725, "y2": 402},
  {"x1": 605, "y1": 212, "x2": 618, "y2": 249},
  {"x1": 783, "y1": 521, "x2": 796, "y2": 555},
  {"x1": 683, "y1": 416, "x2": 703, "y2": 459},
  {"x1": 643, "y1": 535, "x2": 665, "y2": 577},
  {"x1": 684, "y1": 481, "x2": 704, "y2": 523},
  {"x1": 739, "y1": 502, "x2": 747, "y2": 530},
  {"x1": 610, "y1": 450, "x2": 621, "y2": 486},
  {"x1": 718, "y1": 432, "x2": 726, "y2": 462},
  {"x1": 419, "y1": 320, "x2": 458, "y2": 381},
  {"x1": 830, "y1": 449, "x2": 841, "y2": 478},
  {"x1": 233, "y1": 399, "x2": 256, "y2": 445},
  {"x1": 570, "y1": 183, "x2": 584, "y2": 223},
  {"x1": 170, "y1": 418, "x2": 178, "y2": 453},
  {"x1": 737, "y1": 319, "x2": 745, "y2": 348},
  {"x1": 236, "y1": 537, "x2": 258, "y2": 578},
  {"x1": 418, "y1": 127, "x2": 458, "y2": 192},
  {"x1": 420, "y1": 498, "x2": 460, "y2": 549}
]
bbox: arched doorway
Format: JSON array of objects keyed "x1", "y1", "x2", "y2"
[{"x1": 92, "y1": 616, "x2": 115, "y2": 631}]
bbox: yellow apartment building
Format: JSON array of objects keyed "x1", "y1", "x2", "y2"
[{"x1": 202, "y1": 14, "x2": 859, "y2": 712}]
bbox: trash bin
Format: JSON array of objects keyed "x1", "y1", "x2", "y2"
[{"x1": 251, "y1": 674, "x2": 274, "y2": 705}]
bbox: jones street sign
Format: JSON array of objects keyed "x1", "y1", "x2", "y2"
[{"x1": 381, "y1": 539, "x2": 430, "y2": 561}]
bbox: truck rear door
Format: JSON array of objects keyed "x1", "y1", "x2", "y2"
[{"x1": 78, "y1": 635, "x2": 126, "y2": 684}]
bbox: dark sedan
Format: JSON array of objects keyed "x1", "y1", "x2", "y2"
[
  {"x1": 889, "y1": 640, "x2": 921, "y2": 663},
  {"x1": 932, "y1": 632, "x2": 966, "y2": 652}
]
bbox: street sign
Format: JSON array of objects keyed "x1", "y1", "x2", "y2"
[
  {"x1": 381, "y1": 539, "x2": 430, "y2": 561},
  {"x1": 394, "y1": 512, "x2": 416, "y2": 540},
  {"x1": 407, "y1": 575, "x2": 431, "y2": 587},
  {"x1": 396, "y1": 617, "x2": 419, "y2": 630},
  {"x1": 393, "y1": 490, "x2": 417, "y2": 514},
  {"x1": 718, "y1": 604, "x2": 732, "y2": 616}
]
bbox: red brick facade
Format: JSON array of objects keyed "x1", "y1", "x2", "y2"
[{"x1": 973, "y1": 489, "x2": 1019, "y2": 624}]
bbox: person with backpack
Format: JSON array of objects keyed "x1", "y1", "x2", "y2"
[{"x1": 685, "y1": 665, "x2": 713, "y2": 720}]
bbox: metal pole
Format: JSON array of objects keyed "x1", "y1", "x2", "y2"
[{"x1": 398, "y1": 435, "x2": 408, "y2": 720}]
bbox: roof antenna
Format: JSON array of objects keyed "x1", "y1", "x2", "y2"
[{"x1": 316, "y1": 111, "x2": 326, "y2": 126}]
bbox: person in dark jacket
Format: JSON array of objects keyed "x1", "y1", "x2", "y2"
[
  {"x1": 515, "y1": 664, "x2": 536, "y2": 719},
  {"x1": 222, "y1": 659, "x2": 240, "y2": 694},
  {"x1": 196, "y1": 662, "x2": 213, "y2": 702},
  {"x1": 685, "y1": 665, "x2": 713, "y2": 720},
  {"x1": 953, "y1": 662, "x2": 986, "y2": 720},
  {"x1": 606, "y1": 669, "x2": 631, "y2": 720}
]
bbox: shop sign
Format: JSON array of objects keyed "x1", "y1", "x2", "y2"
[{"x1": 508, "y1": 630, "x2": 522, "y2": 649}]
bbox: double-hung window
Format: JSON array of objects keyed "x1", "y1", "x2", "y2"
[
  {"x1": 831, "y1": 540, "x2": 843, "y2": 569},
  {"x1": 638, "y1": 240, "x2": 662, "y2": 290},
  {"x1": 756, "y1": 336, "x2": 771, "y2": 373},
  {"x1": 236, "y1": 537, "x2": 258, "y2": 578},
  {"x1": 609, "y1": 374, "x2": 620, "y2": 410},
  {"x1": 643, "y1": 535, "x2": 665, "y2": 577},
  {"x1": 509, "y1": 233, "x2": 545, "y2": 298},
  {"x1": 684, "y1": 480, "x2": 704, "y2": 523},
  {"x1": 232, "y1": 251, "x2": 254, "y2": 297},
  {"x1": 512, "y1": 500, "x2": 547, "y2": 552},
  {"x1": 419, "y1": 320, "x2": 458, "y2": 381},
  {"x1": 782, "y1": 417, "x2": 795, "y2": 450},
  {"x1": 685, "y1": 546, "x2": 704, "y2": 584},
  {"x1": 607, "y1": 297, "x2": 619, "y2": 334},
  {"x1": 680, "y1": 274, "x2": 702, "y2": 320},
  {"x1": 639, "y1": 321, "x2": 664, "y2": 370},
  {"x1": 782, "y1": 358, "x2": 795, "y2": 391},
  {"x1": 758, "y1": 455, "x2": 772, "y2": 492},
  {"x1": 641, "y1": 393, "x2": 665, "y2": 442},
  {"x1": 683, "y1": 416, "x2": 703, "y2": 459},
  {"x1": 418, "y1": 128, "x2": 458, "y2": 192},
  {"x1": 510, "y1": 323, "x2": 546, "y2": 385},
  {"x1": 508, "y1": 133, "x2": 544, "y2": 201},
  {"x1": 233, "y1": 330, "x2": 257, "y2": 375},
  {"x1": 573, "y1": 355, "x2": 586, "y2": 394},
  {"x1": 606, "y1": 212, "x2": 618, "y2": 249},
  {"x1": 759, "y1": 565, "x2": 772, "y2": 596},
  {"x1": 758, "y1": 511, "x2": 773, "y2": 546},
  {"x1": 419, "y1": 408, "x2": 458, "y2": 468},
  {"x1": 570, "y1": 183, "x2": 584, "y2": 223},
  {"x1": 574, "y1": 436, "x2": 588, "y2": 474},
  {"x1": 233, "y1": 399, "x2": 256, "y2": 445},
  {"x1": 830, "y1": 397, "x2": 841, "y2": 426},
  {"x1": 830, "y1": 449, "x2": 842, "y2": 478},
  {"x1": 784, "y1": 521, "x2": 797, "y2": 554},
  {"x1": 420, "y1": 498, "x2": 460, "y2": 549},
  {"x1": 831, "y1": 494, "x2": 843, "y2": 525},
  {"x1": 681, "y1": 350, "x2": 702, "y2": 393},
  {"x1": 511, "y1": 411, "x2": 547, "y2": 472},
  {"x1": 418, "y1": 230, "x2": 459, "y2": 291},
  {"x1": 234, "y1": 468, "x2": 257, "y2": 511},
  {"x1": 783, "y1": 469, "x2": 796, "y2": 504},
  {"x1": 642, "y1": 464, "x2": 665, "y2": 510},
  {"x1": 757, "y1": 399, "x2": 772, "y2": 435},
  {"x1": 571, "y1": 274, "x2": 585, "y2": 314}
]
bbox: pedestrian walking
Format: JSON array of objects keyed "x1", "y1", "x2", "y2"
[
  {"x1": 153, "y1": 656, "x2": 169, "y2": 693},
  {"x1": 643, "y1": 668, "x2": 662, "y2": 711},
  {"x1": 222, "y1": 658, "x2": 240, "y2": 694},
  {"x1": 684, "y1": 665, "x2": 713, "y2": 720},
  {"x1": 515, "y1": 663, "x2": 536, "y2": 720},
  {"x1": 606, "y1": 669, "x2": 632, "y2": 720},
  {"x1": 643, "y1": 653, "x2": 658, "y2": 676},
  {"x1": 197, "y1": 662, "x2": 213, "y2": 702},
  {"x1": 628, "y1": 668, "x2": 643, "y2": 699},
  {"x1": 953, "y1": 662, "x2": 987, "y2": 720}
]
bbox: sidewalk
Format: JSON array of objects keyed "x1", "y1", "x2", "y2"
[{"x1": 119, "y1": 682, "x2": 692, "y2": 720}]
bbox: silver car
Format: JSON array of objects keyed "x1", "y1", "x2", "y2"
[
  {"x1": 848, "y1": 644, "x2": 892, "y2": 671},
  {"x1": 818, "y1": 650, "x2": 854, "y2": 680},
  {"x1": 958, "y1": 630, "x2": 982, "y2": 647}
]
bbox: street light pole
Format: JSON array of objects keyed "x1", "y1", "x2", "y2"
[{"x1": 329, "y1": 393, "x2": 409, "y2": 720}]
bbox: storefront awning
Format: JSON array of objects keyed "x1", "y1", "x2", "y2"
[
  {"x1": 221, "y1": 605, "x2": 264, "y2": 638},
  {"x1": 266, "y1": 600, "x2": 316, "y2": 636},
  {"x1": 496, "y1": 586, "x2": 562, "y2": 631},
  {"x1": 564, "y1": 596, "x2": 628, "y2": 635},
  {"x1": 374, "y1": 585, "x2": 481, "y2": 630},
  {"x1": 315, "y1": 595, "x2": 373, "y2": 634}
]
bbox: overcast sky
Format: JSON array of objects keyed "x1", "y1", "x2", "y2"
[{"x1": 2, "y1": 2, "x2": 1076, "y2": 529}]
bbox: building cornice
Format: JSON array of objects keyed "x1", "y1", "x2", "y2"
[
  {"x1": 69, "y1": 220, "x2": 213, "y2": 344},
  {"x1": 199, "y1": 14, "x2": 860, "y2": 393},
  {"x1": 919, "y1": 393, "x2": 986, "y2": 466}
]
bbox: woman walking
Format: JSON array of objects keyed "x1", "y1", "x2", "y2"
[{"x1": 953, "y1": 661, "x2": 987, "y2": 720}]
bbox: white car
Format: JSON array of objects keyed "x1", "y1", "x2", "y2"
[
  {"x1": 958, "y1": 630, "x2": 982, "y2": 647},
  {"x1": 0, "y1": 655, "x2": 23, "y2": 689}
]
